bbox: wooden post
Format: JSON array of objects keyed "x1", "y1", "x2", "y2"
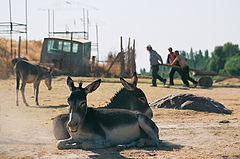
[
  {"x1": 126, "y1": 38, "x2": 131, "y2": 76},
  {"x1": 120, "y1": 36, "x2": 125, "y2": 77},
  {"x1": 130, "y1": 39, "x2": 136, "y2": 75},
  {"x1": 69, "y1": 32, "x2": 73, "y2": 74},
  {"x1": 18, "y1": 36, "x2": 21, "y2": 57},
  {"x1": 91, "y1": 56, "x2": 96, "y2": 73},
  {"x1": 14, "y1": 49, "x2": 16, "y2": 58}
]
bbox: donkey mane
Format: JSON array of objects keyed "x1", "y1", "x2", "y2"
[{"x1": 106, "y1": 88, "x2": 132, "y2": 108}]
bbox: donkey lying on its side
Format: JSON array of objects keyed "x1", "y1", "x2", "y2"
[
  {"x1": 57, "y1": 77, "x2": 160, "y2": 149},
  {"x1": 15, "y1": 60, "x2": 52, "y2": 106},
  {"x1": 53, "y1": 73, "x2": 153, "y2": 140}
]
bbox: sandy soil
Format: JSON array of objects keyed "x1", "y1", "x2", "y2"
[{"x1": 0, "y1": 76, "x2": 240, "y2": 159}]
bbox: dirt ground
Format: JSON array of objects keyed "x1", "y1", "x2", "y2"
[{"x1": 0, "y1": 76, "x2": 240, "y2": 159}]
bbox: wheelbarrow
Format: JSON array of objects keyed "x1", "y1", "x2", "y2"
[{"x1": 160, "y1": 64, "x2": 240, "y2": 88}]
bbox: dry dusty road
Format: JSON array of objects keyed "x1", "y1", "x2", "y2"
[{"x1": 0, "y1": 76, "x2": 240, "y2": 159}]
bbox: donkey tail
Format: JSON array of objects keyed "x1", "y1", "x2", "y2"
[{"x1": 14, "y1": 61, "x2": 22, "y2": 90}]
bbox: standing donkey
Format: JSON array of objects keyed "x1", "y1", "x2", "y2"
[
  {"x1": 53, "y1": 72, "x2": 153, "y2": 140},
  {"x1": 57, "y1": 77, "x2": 160, "y2": 150},
  {"x1": 15, "y1": 60, "x2": 52, "y2": 106}
]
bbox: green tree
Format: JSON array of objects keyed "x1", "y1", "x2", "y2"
[
  {"x1": 180, "y1": 50, "x2": 186, "y2": 57},
  {"x1": 188, "y1": 48, "x2": 195, "y2": 68},
  {"x1": 210, "y1": 43, "x2": 240, "y2": 73},
  {"x1": 204, "y1": 50, "x2": 209, "y2": 59},
  {"x1": 224, "y1": 56, "x2": 240, "y2": 76},
  {"x1": 175, "y1": 43, "x2": 239, "y2": 75},
  {"x1": 140, "y1": 68, "x2": 146, "y2": 74},
  {"x1": 222, "y1": 42, "x2": 239, "y2": 58}
]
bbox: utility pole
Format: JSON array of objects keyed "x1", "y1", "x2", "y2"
[
  {"x1": 83, "y1": 8, "x2": 86, "y2": 39},
  {"x1": 52, "y1": 9, "x2": 55, "y2": 33},
  {"x1": 1, "y1": 0, "x2": 28, "y2": 57},
  {"x1": 9, "y1": 0, "x2": 13, "y2": 58},
  {"x1": 25, "y1": 0, "x2": 28, "y2": 55},
  {"x1": 87, "y1": 10, "x2": 89, "y2": 40},
  {"x1": 48, "y1": 9, "x2": 50, "y2": 37},
  {"x1": 69, "y1": 32, "x2": 73, "y2": 74},
  {"x1": 96, "y1": 24, "x2": 99, "y2": 61}
]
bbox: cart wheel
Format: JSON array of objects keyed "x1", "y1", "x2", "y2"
[{"x1": 198, "y1": 77, "x2": 213, "y2": 88}]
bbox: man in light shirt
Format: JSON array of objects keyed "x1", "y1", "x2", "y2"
[
  {"x1": 167, "y1": 47, "x2": 183, "y2": 85},
  {"x1": 171, "y1": 50, "x2": 198, "y2": 88},
  {"x1": 146, "y1": 45, "x2": 166, "y2": 87}
]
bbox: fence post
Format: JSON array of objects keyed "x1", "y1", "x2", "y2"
[
  {"x1": 69, "y1": 32, "x2": 73, "y2": 74},
  {"x1": 131, "y1": 39, "x2": 136, "y2": 74},
  {"x1": 18, "y1": 36, "x2": 21, "y2": 57},
  {"x1": 14, "y1": 49, "x2": 16, "y2": 58},
  {"x1": 120, "y1": 36, "x2": 125, "y2": 77},
  {"x1": 126, "y1": 38, "x2": 131, "y2": 76}
]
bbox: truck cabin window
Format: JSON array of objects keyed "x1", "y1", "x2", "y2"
[{"x1": 47, "y1": 40, "x2": 78, "y2": 54}]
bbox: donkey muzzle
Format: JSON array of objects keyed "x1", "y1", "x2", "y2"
[
  {"x1": 68, "y1": 121, "x2": 78, "y2": 132},
  {"x1": 69, "y1": 126, "x2": 78, "y2": 133}
]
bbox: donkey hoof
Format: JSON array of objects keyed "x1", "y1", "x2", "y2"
[
  {"x1": 24, "y1": 102, "x2": 29, "y2": 106},
  {"x1": 57, "y1": 141, "x2": 65, "y2": 150}
]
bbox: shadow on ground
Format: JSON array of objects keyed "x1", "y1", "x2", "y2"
[
  {"x1": 87, "y1": 141, "x2": 184, "y2": 159},
  {"x1": 27, "y1": 104, "x2": 68, "y2": 109}
]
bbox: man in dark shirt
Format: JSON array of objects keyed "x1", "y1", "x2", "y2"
[{"x1": 147, "y1": 45, "x2": 166, "y2": 87}]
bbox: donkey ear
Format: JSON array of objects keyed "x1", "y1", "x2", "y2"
[
  {"x1": 85, "y1": 79, "x2": 101, "y2": 94},
  {"x1": 120, "y1": 77, "x2": 136, "y2": 91},
  {"x1": 130, "y1": 72, "x2": 138, "y2": 87},
  {"x1": 67, "y1": 76, "x2": 76, "y2": 92}
]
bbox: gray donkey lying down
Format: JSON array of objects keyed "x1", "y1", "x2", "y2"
[
  {"x1": 57, "y1": 77, "x2": 161, "y2": 149},
  {"x1": 53, "y1": 73, "x2": 153, "y2": 140}
]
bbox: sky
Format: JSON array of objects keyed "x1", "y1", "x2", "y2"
[{"x1": 1, "y1": 0, "x2": 240, "y2": 72}]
